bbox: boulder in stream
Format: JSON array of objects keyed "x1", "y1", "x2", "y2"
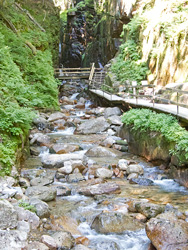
[
  {"x1": 77, "y1": 117, "x2": 110, "y2": 134},
  {"x1": 85, "y1": 146, "x2": 123, "y2": 157},
  {"x1": 91, "y1": 211, "x2": 144, "y2": 234},
  {"x1": 30, "y1": 133, "x2": 52, "y2": 146},
  {"x1": 78, "y1": 182, "x2": 121, "y2": 196},
  {"x1": 126, "y1": 164, "x2": 144, "y2": 175},
  {"x1": 104, "y1": 107, "x2": 122, "y2": 118},
  {"x1": 41, "y1": 153, "x2": 84, "y2": 168},
  {"x1": 25, "y1": 186, "x2": 56, "y2": 202},
  {"x1": 47, "y1": 112, "x2": 65, "y2": 122},
  {"x1": 52, "y1": 231, "x2": 75, "y2": 249},
  {"x1": 146, "y1": 212, "x2": 188, "y2": 250},
  {"x1": 29, "y1": 198, "x2": 50, "y2": 218},
  {"x1": 95, "y1": 168, "x2": 113, "y2": 179},
  {"x1": 51, "y1": 143, "x2": 80, "y2": 154}
]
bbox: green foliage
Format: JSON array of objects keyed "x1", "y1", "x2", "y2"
[
  {"x1": 122, "y1": 109, "x2": 188, "y2": 162},
  {"x1": 0, "y1": 3, "x2": 60, "y2": 175},
  {"x1": 111, "y1": 15, "x2": 149, "y2": 84},
  {"x1": 18, "y1": 200, "x2": 37, "y2": 213}
]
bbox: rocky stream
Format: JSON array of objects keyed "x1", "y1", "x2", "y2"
[{"x1": 0, "y1": 80, "x2": 188, "y2": 250}]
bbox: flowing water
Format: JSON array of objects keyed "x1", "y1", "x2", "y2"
[{"x1": 24, "y1": 81, "x2": 188, "y2": 249}]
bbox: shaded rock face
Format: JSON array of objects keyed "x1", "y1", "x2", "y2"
[
  {"x1": 119, "y1": 125, "x2": 173, "y2": 164},
  {"x1": 146, "y1": 212, "x2": 188, "y2": 250},
  {"x1": 61, "y1": 0, "x2": 130, "y2": 67}
]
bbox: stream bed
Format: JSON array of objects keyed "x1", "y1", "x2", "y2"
[{"x1": 21, "y1": 80, "x2": 188, "y2": 250}]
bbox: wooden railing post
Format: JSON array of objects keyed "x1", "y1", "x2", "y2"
[{"x1": 88, "y1": 63, "x2": 95, "y2": 87}]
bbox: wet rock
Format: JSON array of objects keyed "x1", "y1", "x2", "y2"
[
  {"x1": 53, "y1": 118, "x2": 66, "y2": 129},
  {"x1": 16, "y1": 206, "x2": 40, "y2": 229},
  {"x1": 58, "y1": 161, "x2": 73, "y2": 174},
  {"x1": 30, "y1": 146, "x2": 41, "y2": 156},
  {"x1": 17, "y1": 220, "x2": 30, "y2": 232},
  {"x1": 30, "y1": 133, "x2": 51, "y2": 146},
  {"x1": 41, "y1": 235, "x2": 57, "y2": 249},
  {"x1": 86, "y1": 146, "x2": 123, "y2": 157},
  {"x1": 48, "y1": 112, "x2": 65, "y2": 122},
  {"x1": 128, "y1": 200, "x2": 165, "y2": 219},
  {"x1": 56, "y1": 186, "x2": 71, "y2": 196},
  {"x1": 129, "y1": 178, "x2": 154, "y2": 186},
  {"x1": 127, "y1": 173, "x2": 138, "y2": 180},
  {"x1": 118, "y1": 159, "x2": 129, "y2": 171},
  {"x1": 27, "y1": 241, "x2": 49, "y2": 250},
  {"x1": 30, "y1": 172, "x2": 55, "y2": 186},
  {"x1": 78, "y1": 182, "x2": 121, "y2": 196},
  {"x1": 95, "y1": 168, "x2": 113, "y2": 179},
  {"x1": 0, "y1": 200, "x2": 18, "y2": 229},
  {"x1": 146, "y1": 212, "x2": 188, "y2": 250},
  {"x1": 100, "y1": 137, "x2": 115, "y2": 148},
  {"x1": 25, "y1": 186, "x2": 56, "y2": 202},
  {"x1": 0, "y1": 176, "x2": 17, "y2": 187},
  {"x1": 0, "y1": 186, "x2": 17, "y2": 198},
  {"x1": 51, "y1": 143, "x2": 80, "y2": 154},
  {"x1": 77, "y1": 117, "x2": 110, "y2": 134},
  {"x1": 75, "y1": 236, "x2": 90, "y2": 246},
  {"x1": 104, "y1": 107, "x2": 122, "y2": 118},
  {"x1": 29, "y1": 198, "x2": 50, "y2": 218},
  {"x1": 135, "y1": 213, "x2": 147, "y2": 223},
  {"x1": 67, "y1": 173, "x2": 85, "y2": 183},
  {"x1": 0, "y1": 230, "x2": 27, "y2": 250},
  {"x1": 60, "y1": 96, "x2": 75, "y2": 105},
  {"x1": 41, "y1": 153, "x2": 84, "y2": 168},
  {"x1": 33, "y1": 116, "x2": 48, "y2": 131},
  {"x1": 91, "y1": 211, "x2": 144, "y2": 234},
  {"x1": 126, "y1": 164, "x2": 144, "y2": 175},
  {"x1": 107, "y1": 115, "x2": 122, "y2": 125},
  {"x1": 89, "y1": 239, "x2": 120, "y2": 250},
  {"x1": 52, "y1": 231, "x2": 75, "y2": 249},
  {"x1": 73, "y1": 245, "x2": 92, "y2": 250}
]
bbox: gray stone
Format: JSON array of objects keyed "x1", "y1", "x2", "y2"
[
  {"x1": 25, "y1": 186, "x2": 56, "y2": 202},
  {"x1": 17, "y1": 221, "x2": 30, "y2": 232},
  {"x1": 146, "y1": 212, "x2": 188, "y2": 250},
  {"x1": 100, "y1": 137, "x2": 115, "y2": 148},
  {"x1": 107, "y1": 115, "x2": 122, "y2": 125},
  {"x1": 0, "y1": 200, "x2": 18, "y2": 229},
  {"x1": 0, "y1": 176, "x2": 17, "y2": 187},
  {"x1": 126, "y1": 164, "x2": 144, "y2": 175},
  {"x1": 77, "y1": 117, "x2": 110, "y2": 134},
  {"x1": 48, "y1": 112, "x2": 65, "y2": 122},
  {"x1": 30, "y1": 172, "x2": 55, "y2": 186},
  {"x1": 58, "y1": 161, "x2": 73, "y2": 174},
  {"x1": 52, "y1": 231, "x2": 75, "y2": 249},
  {"x1": 85, "y1": 146, "x2": 123, "y2": 157},
  {"x1": 78, "y1": 182, "x2": 121, "y2": 196},
  {"x1": 91, "y1": 211, "x2": 143, "y2": 234},
  {"x1": 30, "y1": 133, "x2": 51, "y2": 146},
  {"x1": 16, "y1": 206, "x2": 40, "y2": 229},
  {"x1": 118, "y1": 159, "x2": 129, "y2": 171},
  {"x1": 56, "y1": 186, "x2": 71, "y2": 196},
  {"x1": 129, "y1": 178, "x2": 154, "y2": 186},
  {"x1": 95, "y1": 168, "x2": 113, "y2": 179},
  {"x1": 67, "y1": 173, "x2": 85, "y2": 183},
  {"x1": 29, "y1": 198, "x2": 50, "y2": 218},
  {"x1": 0, "y1": 230, "x2": 27, "y2": 250},
  {"x1": 127, "y1": 173, "x2": 138, "y2": 180},
  {"x1": 41, "y1": 235, "x2": 57, "y2": 249},
  {"x1": 41, "y1": 153, "x2": 84, "y2": 168},
  {"x1": 104, "y1": 107, "x2": 122, "y2": 118}
]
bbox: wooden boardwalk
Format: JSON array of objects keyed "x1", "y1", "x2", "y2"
[{"x1": 89, "y1": 89, "x2": 188, "y2": 122}]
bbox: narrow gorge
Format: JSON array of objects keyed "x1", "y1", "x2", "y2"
[{"x1": 0, "y1": 0, "x2": 188, "y2": 250}]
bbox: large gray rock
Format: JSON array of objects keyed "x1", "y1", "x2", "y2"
[
  {"x1": 104, "y1": 107, "x2": 122, "y2": 118},
  {"x1": 29, "y1": 198, "x2": 50, "y2": 218},
  {"x1": 52, "y1": 231, "x2": 75, "y2": 249},
  {"x1": 91, "y1": 211, "x2": 144, "y2": 234},
  {"x1": 41, "y1": 153, "x2": 84, "y2": 168},
  {"x1": 0, "y1": 200, "x2": 18, "y2": 229},
  {"x1": 126, "y1": 164, "x2": 144, "y2": 175},
  {"x1": 78, "y1": 182, "x2": 121, "y2": 196},
  {"x1": 48, "y1": 112, "x2": 65, "y2": 122},
  {"x1": 30, "y1": 133, "x2": 51, "y2": 146},
  {"x1": 67, "y1": 173, "x2": 85, "y2": 183},
  {"x1": 95, "y1": 168, "x2": 113, "y2": 179},
  {"x1": 146, "y1": 212, "x2": 188, "y2": 250},
  {"x1": 0, "y1": 230, "x2": 28, "y2": 250},
  {"x1": 107, "y1": 115, "x2": 122, "y2": 125},
  {"x1": 15, "y1": 206, "x2": 40, "y2": 229},
  {"x1": 77, "y1": 117, "x2": 110, "y2": 134},
  {"x1": 51, "y1": 143, "x2": 80, "y2": 154},
  {"x1": 41, "y1": 235, "x2": 57, "y2": 249},
  {"x1": 118, "y1": 159, "x2": 129, "y2": 171},
  {"x1": 30, "y1": 173, "x2": 55, "y2": 186},
  {"x1": 25, "y1": 186, "x2": 56, "y2": 202},
  {"x1": 85, "y1": 146, "x2": 123, "y2": 157},
  {"x1": 128, "y1": 200, "x2": 165, "y2": 219},
  {"x1": 58, "y1": 161, "x2": 73, "y2": 174}
]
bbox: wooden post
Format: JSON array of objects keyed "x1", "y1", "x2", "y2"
[
  {"x1": 177, "y1": 91, "x2": 179, "y2": 115},
  {"x1": 89, "y1": 63, "x2": 95, "y2": 87}
]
